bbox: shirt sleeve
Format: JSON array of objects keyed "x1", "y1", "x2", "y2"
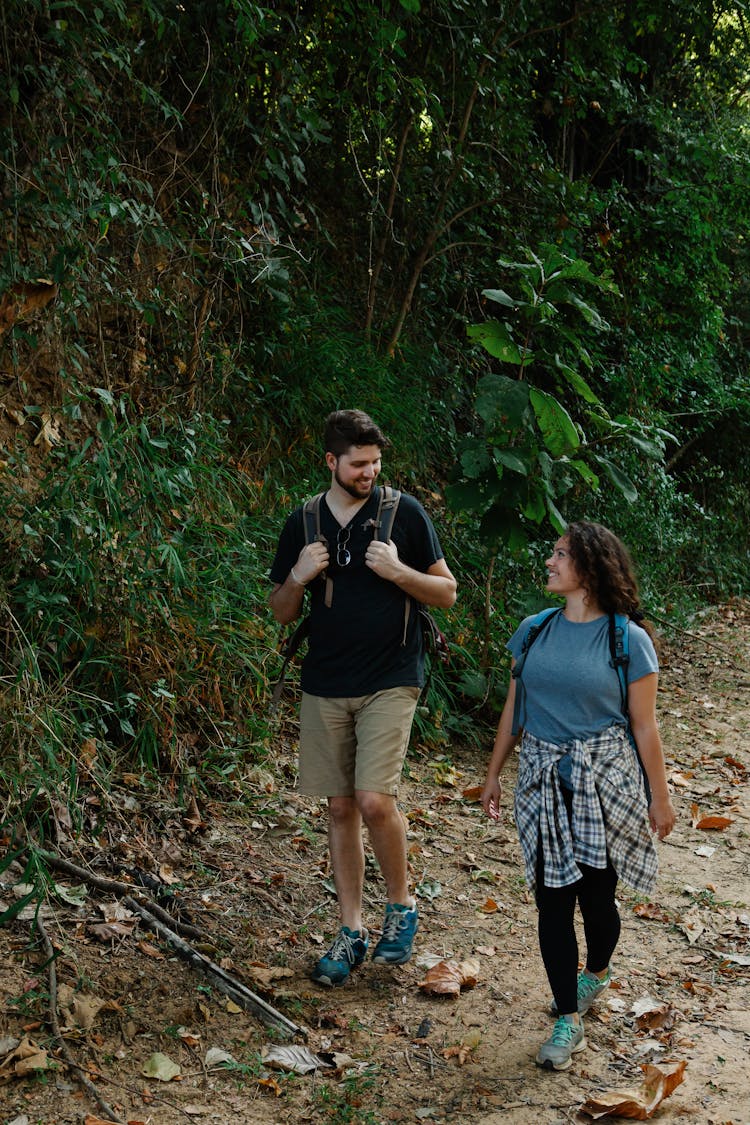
[
  {"x1": 627, "y1": 622, "x2": 659, "y2": 682},
  {"x1": 268, "y1": 508, "x2": 304, "y2": 586}
]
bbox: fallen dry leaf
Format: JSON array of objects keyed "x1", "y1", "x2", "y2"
[
  {"x1": 262, "y1": 1044, "x2": 334, "y2": 1074},
  {"x1": 258, "y1": 1074, "x2": 283, "y2": 1095},
  {"x1": 633, "y1": 903, "x2": 670, "y2": 923},
  {"x1": 88, "y1": 919, "x2": 137, "y2": 941},
  {"x1": 695, "y1": 815, "x2": 734, "y2": 830},
  {"x1": 579, "y1": 1059, "x2": 686, "y2": 1119},
  {"x1": 137, "y1": 940, "x2": 166, "y2": 959},
  {"x1": 418, "y1": 958, "x2": 480, "y2": 997},
  {"x1": 58, "y1": 984, "x2": 107, "y2": 1031},
  {"x1": 245, "y1": 965, "x2": 295, "y2": 988},
  {"x1": 33, "y1": 412, "x2": 63, "y2": 453},
  {"x1": 142, "y1": 1051, "x2": 181, "y2": 1081},
  {"x1": 0, "y1": 1035, "x2": 50, "y2": 1082}
]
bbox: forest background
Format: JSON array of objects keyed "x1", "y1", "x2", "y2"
[{"x1": 0, "y1": 0, "x2": 749, "y2": 874}]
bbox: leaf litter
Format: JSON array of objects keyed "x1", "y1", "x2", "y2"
[{"x1": 0, "y1": 602, "x2": 749, "y2": 1122}]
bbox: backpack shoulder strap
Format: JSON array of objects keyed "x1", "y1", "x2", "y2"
[
  {"x1": 511, "y1": 607, "x2": 561, "y2": 734},
  {"x1": 270, "y1": 615, "x2": 311, "y2": 710},
  {"x1": 372, "y1": 486, "x2": 411, "y2": 642},
  {"x1": 609, "y1": 612, "x2": 652, "y2": 801},
  {"x1": 302, "y1": 492, "x2": 326, "y2": 545},
  {"x1": 608, "y1": 612, "x2": 629, "y2": 717},
  {"x1": 302, "y1": 492, "x2": 332, "y2": 607},
  {"x1": 373, "y1": 485, "x2": 401, "y2": 542}
]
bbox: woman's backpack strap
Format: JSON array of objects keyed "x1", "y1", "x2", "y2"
[{"x1": 510, "y1": 607, "x2": 561, "y2": 735}]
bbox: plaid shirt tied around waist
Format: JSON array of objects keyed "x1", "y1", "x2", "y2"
[{"x1": 514, "y1": 725, "x2": 658, "y2": 894}]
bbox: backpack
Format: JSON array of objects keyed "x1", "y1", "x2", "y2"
[
  {"x1": 510, "y1": 607, "x2": 651, "y2": 799},
  {"x1": 270, "y1": 486, "x2": 449, "y2": 708}
]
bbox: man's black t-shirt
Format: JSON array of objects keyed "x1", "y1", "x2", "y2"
[{"x1": 269, "y1": 487, "x2": 445, "y2": 697}]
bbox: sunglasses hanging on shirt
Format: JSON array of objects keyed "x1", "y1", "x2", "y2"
[{"x1": 336, "y1": 525, "x2": 351, "y2": 567}]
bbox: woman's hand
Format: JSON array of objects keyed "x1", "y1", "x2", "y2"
[
  {"x1": 648, "y1": 794, "x2": 676, "y2": 840},
  {"x1": 481, "y1": 777, "x2": 502, "y2": 821}
]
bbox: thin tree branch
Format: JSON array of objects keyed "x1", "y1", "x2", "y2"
[{"x1": 36, "y1": 911, "x2": 125, "y2": 1124}]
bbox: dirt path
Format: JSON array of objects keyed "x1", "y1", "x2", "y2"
[{"x1": 1, "y1": 602, "x2": 749, "y2": 1125}]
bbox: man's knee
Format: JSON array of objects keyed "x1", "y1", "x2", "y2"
[
  {"x1": 328, "y1": 795, "x2": 359, "y2": 828},
  {"x1": 356, "y1": 789, "x2": 398, "y2": 827}
]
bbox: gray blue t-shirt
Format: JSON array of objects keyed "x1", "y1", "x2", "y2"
[{"x1": 508, "y1": 611, "x2": 658, "y2": 744}]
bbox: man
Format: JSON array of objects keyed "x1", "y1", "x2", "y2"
[{"x1": 269, "y1": 409, "x2": 457, "y2": 985}]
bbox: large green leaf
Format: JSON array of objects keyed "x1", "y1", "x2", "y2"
[
  {"x1": 467, "y1": 320, "x2": 522, "y2": 364},
  {"x1": 529, "y1": 387, "x2": 580, "y2": 456},
  {"x1": 569, "y1": 459, "x2": 600, "y2": 487},
  {"x1": 546, "y1": 495, "x2": 567, "y2": 534},
  {"x1": 493, "y1": 448, "x2": 529, "y2": 475},
  {"x1": 554, "y1": 356, "x2": 600, "y2": 404},
  {"x1": 479, "y1": 504, "x2": 528, "y2": 550},
  {"x1": 521, "y1": 484, "x2": 546, "y2": 523},
  {"x1": 548, "y1": 258, "x2": 620, "y2": 294},
  {"x1": 593, "y1": 454, "x2": 638, "y2": 502},
  {"x1": 445, "y1": 480, "x2": 487, "y2": 511},
  {"x1": 475, "y1": 373, "x2": 529, "y2": 429},
  {"x1": 459, "y1": 441, "x2": 491, "y2": 479},
  {"x1": 481, "y1": 288, "x2": 517, "y2": 309}
]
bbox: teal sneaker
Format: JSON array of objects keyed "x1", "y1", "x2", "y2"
[
  {"x1": 371, "y1": 902, "x2": 418, "y2": 965},
  {"x1": 550, "y1": 967, "x2": 611, "y2": 1016},
  {"x1": 536, "y1": 1015, "x2": 586, "y2": 1071},
  {"x1": 311, "y1": 926, "x2": 369, "y2": 986}
]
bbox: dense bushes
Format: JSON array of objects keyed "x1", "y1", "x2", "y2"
[{"x1": 0, "y1": 0, "x2": 748, "y2": 822}]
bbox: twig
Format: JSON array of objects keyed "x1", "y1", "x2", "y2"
[
  {"x1": 36, "y1": 911, "x2": 125, "y2": 1124},
  {"x1": 650, "y1": 610, "x2": 750, "y2": 676},
  {"x1": 123, "y1": 897, "x2": 307, "y2": 1041},
  {"x1": 36, "y1": 848, "x2": 305, "y2": 1039},
  {"x1": 39, "y1": 850, "x2": 205, "y2": 941}
]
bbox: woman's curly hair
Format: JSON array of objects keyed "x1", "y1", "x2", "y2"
[{"x1": 565, "y1": 521, "x2": 654, "y2": 637}]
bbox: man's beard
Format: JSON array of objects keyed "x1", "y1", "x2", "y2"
[{"x1": 334, "y1": 468, "x2": 374, "y2": 500}]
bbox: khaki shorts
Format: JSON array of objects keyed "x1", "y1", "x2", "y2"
[{"x1": 298, "y1": 686, "x2": 420, "y2": 797}]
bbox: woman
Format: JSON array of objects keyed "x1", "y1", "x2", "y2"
[{"x1": 481, "y1": 521, "x2": 675, "y2": 1071}]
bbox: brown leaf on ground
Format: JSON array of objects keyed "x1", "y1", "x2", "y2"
[
  {"x1": 579, "y1": 1059, "x2": 687, "y2": 1119},
  {"x1": 0, "y1": 1035, "x2": 50, "y2": 1082},
  {"x1": 695, "y1": 815, "x2": 734, "y2": 830},
  {"x1": 418, "y1": 957, "x2": 480, "y2": 997},
  {"x1": 633, "y1": 902, "x2": 671, "y2": 922}
]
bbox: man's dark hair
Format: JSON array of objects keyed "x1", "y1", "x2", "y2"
[{"x1": 324, "y1": 410, "x2": 390, "y2": 457}]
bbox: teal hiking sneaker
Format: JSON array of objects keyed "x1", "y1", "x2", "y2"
[
  {"x1": 371, "y1": 902, "x2": 418, "y2": 964},
  {"x1": 311, "y1": 926, "x2": 369, "y2": 986},
  {"x1": 535, "y1": 1015, "x2": 586, "y2": 1071},
  {"x1": 550, "y1": 967, "x2": 611, "y2": 1016}
]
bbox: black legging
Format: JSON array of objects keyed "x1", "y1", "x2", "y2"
[{"x1": 534, "y1": 790, "x2": 621, "y2": 1015}]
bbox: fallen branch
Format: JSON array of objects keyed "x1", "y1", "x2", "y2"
[
  {"x1": 37, "y1": 848, "x2": 306, "y2": 1039},
  {"x1": 39, "y1": 850, "x2": 205, "y2": 941},
  {"x1": 123, "y1": 897, "x2": 307, "y2": 1040},
  {"x1": 36, "y1": 911, "x2": 125, "y2": 1124}
]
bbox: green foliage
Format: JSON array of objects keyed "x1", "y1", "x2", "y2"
[
  {"x1": 0, "y1": 400, "x2": 280, "y2": 821},
  {"x1": 0, "y1": 0, "x2": 748, "y2": 822},
  {"x1": 447, "y1": 244, "x2": 670, "y2": 550}
]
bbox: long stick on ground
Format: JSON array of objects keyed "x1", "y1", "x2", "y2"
[
  {"x1": 39, "y1": 848, "x2": 307, "y2": 1039},
  {"x1": 36, "y1": 912, "x2": 125, "y2": 1125},
  {"x1": 40, "y1": 850, "x2": 205, "y2": 940},
  {"x1": 122, "y1": 897, "x2": 307, "y2": 1040}
]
